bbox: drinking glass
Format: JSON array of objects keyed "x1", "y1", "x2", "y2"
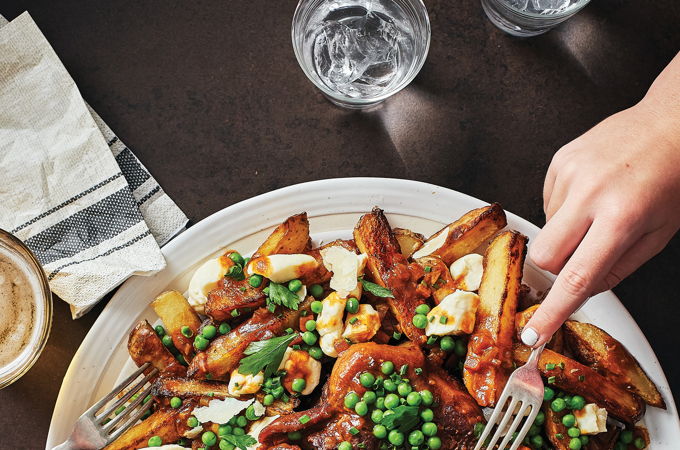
[
  {"x1": 481, "y1": 0, "x2": 591, "y2": 37},
  {"x1": 292, "y1": 0, "x2": 430, "y2": 109}
]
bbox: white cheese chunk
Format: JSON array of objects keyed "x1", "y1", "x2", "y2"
[
  {"x1": 316, "y1": 292, "x2": 347, "y2": 337},
  {"x1": 575, "y1": 403, "x2": 608, "y2": 435},
  {"x1": 320, "y1": 246, "x2": 367, "y2": 298},
  {"x1": 248, "y1": 415, "x2": 280, "y2": 449},
  {"x1": 425, "y1": 290, "x2": 479, "y2": 336},
  {"x1": 182, "y1": 425, "x2": 203, "y2": 439},
  {"x1": 342, "y1": 304, "x2": 381, "y2": 343},
  {"x1": 412, "y1": 227, "x2": 449, "y2": 259},
  {"x1": 228, "y1": 370, "x2": 264, "y2": 396},
  {"x1": 277, "y1": 348, "x2": 322, "y2": 395},
  {"x1": 320, "y1": 330, "x2": 342, "y2": 358},
  {"x1": 187, "y1": 255, "x2": 233, "y2": 312},
  {"x1": 449, "y1": 253, "x2": 484, "y2": 291},
  {"x1": 252, "y1": 400, "x2": 266, "y2": 417},
  {"x1": 247, "y1": 254, "x2": 318, "y2": 283},
  {"x1": 192, "y1": 397, "x2": 254, "y2": 424}
]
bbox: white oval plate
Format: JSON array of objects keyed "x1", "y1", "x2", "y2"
[{"x1": 47, "y1": 178, "x2": 679, "y2": 449}]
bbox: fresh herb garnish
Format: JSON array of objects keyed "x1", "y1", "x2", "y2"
[
  {"x1": 359, "y1": 278, "x2": 395, "y2": 298},
  {"x1": 380, "y1": 405, "x2": 419, "y2": 432},
  {"x1": 220, "y1": 433, "x2": 258, "y2": 450},
  {"x1": 266, "y1": 282, "x2": 301, "y2": 310},
  {"x1": 238, "y1": 334, "x2": 296, "y2": 378}
]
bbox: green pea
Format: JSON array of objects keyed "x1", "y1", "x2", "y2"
[
  {"x1": 292, "y1": 378, "x2": 306, "y2": 393},
  {"x1": 170, "y1": 396, "x2": 182, "y2": 408},
  {"x1": 531, "y1": 435, "x2": 544, "y2": 448},
  {"x1": 229, "y1": 252, "x2": 245, "y2": 266},
  {"x1": 579, "y1": 435, "x2": 589, "y2": 446},
  {"x1": 272, "y1": 386, "x2": 284, "y2": 399},
  {"x1": 194, "y1": 335, "x2": 209, "y2": 351},
  {"x1": 202, "y1": 325, "x2": 217, "y2": 340},
  {"x1": 228, "y1": 416, "x2": 238, "y2": 426},
  {"x1": 302, "y1": 331, "x2": 318, "y2": 345},
  {"x1": 263, "y1": 394, "x2": 274, "y2": 406},
  {"x1": 381, "y1": 361, "x2": 395, "y2": 375},
  {"x1": 568, "y1": 427, "x2": 581, "y2": 438},
  {"x1": 202, "y1": 431, "x2": 217, "y2": 446},
  {"x1": 248, "y1": 274, "x2": 263, "y2": 288},
  {"x1": 218, "y1": 424, "x2": 233, "y2": 436},
  {"x1": 528, "y1": 424, "x2": 541, "y2": 436},
  {"x1": 412, "y1": 314, "x2": 428, "y2": 329},
  {"x1": 427, "y1": 436, "x2": 442, "y2": 450},
  {"x1": 420, "y1": 408, "x2": 434, "y2": 422},
  {"x1": 614, "y1": 443, "x2": 627, "y2": 450},
  {"x1": 311, "y1": 299, "x2": 323, "y2": 313},
  {"x1": 305, "y1": 319, "x2": 317, "y2": 331},
  {"x1": 634, "y1": 437, "x2": 646, "y2": 449},
  {"x1": 415, "y1": 304, "x2": 431, "y2": 315},
  {"x1": 397, "y1": 382, "x2": 412, "y2": 397},
  {"x1": 344, "y1": 392, "x2": 360, "y2": 409},
  {"x1": 187, "y1": 416, "x2": 199, "y2": 427},
  {"x1": 288, "y1": 279, "x2": 302, "y2": 292},
  {"x1": 219, "y1": 323, "x2": 231, "y2": 334},
  {"x1": 406, "y1": 391, "x2": 422, "y2": 406},
  {"x1": 569, "y1": 437, "x2": 582, "y2": 450},
  {"x1": 420, "y1": 389, "x2": 434, "y2": 406},
  {"x1": 287, "y1": 431, "x2": 302, "y2": 441},
  {"x1": 551, "y1": 397, "x2": 566, "y2": 412},
  {"x1": 421, "y1": 422, "x2": 437, "y2": 437},
  {"x1": 388, "y1": 430, "x2": 404, "y2": 446},
  {"x1": 454, "y1": 339, "x2": 467, "y2": 357},
  {"x1": 346, "y1": 298, "x2": 359, "y2": 314},
  {"x1": 360, "y1": 372, "x2": 375, "y2": 388},
  {"x1": 375, "y1": 396, "x2": 385, "y2": 410},
  {"x1": 373, "y1": 424, "x2": 387, "y2": 439},
  {"x1": 439, "y1": 336, "x2": 455, "y2": 352},
  {"x1": 154, "y1": 325, "x2": 165, "y2": 337},
  {"x1": 473, "y1": 422, "x2": 485, "y2": 438},
  {"x1": 147, "y1": 436, "x2": 162, "y2": 447},
  {"x1": 543, "y1": 386, "x2": 555, "y2": 401},
  {"x1": 309, "y1": 346, "x2": 323, "y2": 360},
  {"x1": 371, "y1": 408, "x2": 384, "y2": 424},
  {"x1": 245, "y1": 404, "x2": 262, "y2": 421},
  {"x1": 219, "y1": 440, "x2": 235, "y2": 450},
  {"x1": 383, "y1": 379, "x2": 397, "y2": 392},
  {"x1": 338, "y1": 441, "x2": 352, "y2": 450},
  {"x1": 310, "y1": 285, "x2": 324, "y2": 301},
  {"x1": 161, "y1": 335, "x2": 174, "y2": 348},
  {"x1": 227, "y1": 264, "x2": 244, "y2": 279},
  {"x1": 562, "y1": 413, "x2": 576, "y2": 427},
  {"x1": 232, "y1": 427, "x2": 245, "y2": 436},
  {"x1": 570, "y1": 395, "x2": 586, "y2": 410},
  {"x1": 384, "y1": 393, "x2": 400, "y2": 409},
  {"x1": 620, "y1": 430, "x2": 634, "y2": 444},
  {"x1": 236, "y1": 415, "x2": 248, "y2": 427},
  {"x1": 355, "y1": 400, "x2": 369, "y2": 416},
  {"x1": 535, "y1": 411, "x2": 545, "y2": 425},
  {"x1": 180, "y1": 325, "x2": 193, "y2": 338},
  {"x1": 363, "y1": 391, "x2": 377, "y2": 404},
  {"x1": 114, "y1": 405, "x2": 126, "y2": 415},
  {"x1": 408, "y1": 430, "x2": 425, "y2": 446}
]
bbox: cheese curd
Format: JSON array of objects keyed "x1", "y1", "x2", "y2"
[
  {"x1": 316, "y1": 291, "x2": 347, "y2": 337},
  {"x1": 320, "y1": 246, "x2": 367, "y2": 298},
  {"x1": 247, "y1": 254, "x2": 318, "y2": 283},
  {"x1": 411, "y1": 227, "x2": 449, "y2": 259},
  {"x1": 228, "y1": 370, "x2": 264, "y2": 396},
  {"x1": 277, "y1": 348, "x2": 321, "y2": 395},
  {"x1": 186, "y1": 254, "x2": 234, "y2": 312},
  {"x1": 425, "y1": 290, "x2": 479, "y2": 336},
  {"x1": 182, "y1": 426, "x2": 203, "y2": 439},
  {"x1": 192, "y1": 397, "x2": 254, "y2": 424},
  {"x1": 449, "y1": 253, "x2": 484, "y2": 291},
  {"x1": 575, "y1": 403, "x2": 608, "y2": 435},
  {"x1": 319, "y1": 330, "x2": 342, "y2": 358},
  {"x1": 342, "y1": 304, "x2": 381, "y2": 343}
]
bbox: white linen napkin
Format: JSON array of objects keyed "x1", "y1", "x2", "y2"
[{"x1": 0, "y1": 12, "x2": 188, "y2": 318}]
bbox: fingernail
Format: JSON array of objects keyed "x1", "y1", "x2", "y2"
[{"x1": 521, "y1": 327, "x2": 539, "y2": 346}]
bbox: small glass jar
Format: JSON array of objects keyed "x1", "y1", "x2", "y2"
[{"x1": 0, "y1": 229, "x2": 52, "y2": 389}]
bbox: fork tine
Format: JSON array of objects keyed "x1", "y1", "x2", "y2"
[
  {"x1": 84, "y1": 362, "x2": 150, "y2": 416},
  {"x1": 97, "y1": 367, "x2": 158, "y2": 421},
  {"x1": 473, "y1": 389, "x2": 512, "y2": 450},
  {"x1": 497, "y1": 401, "x2": 531, "y2": 449},
  {"x1": 102, "y1": 382, "x2": 154, "y2": 431},
  {"x1": 486, "y1": 397, "x2": 519, "y2": 450},
  {"x1": 107, "y1": 396, "x2": 155, "y2": 442},
  {"x1": 508, "y1": 403, "x2": 540, "y2": 450}
]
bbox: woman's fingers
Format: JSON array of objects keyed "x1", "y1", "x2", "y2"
[
  {"x1": 522, "y1": 219, "x2": 638, "y2": 347},
  {"x1": 528, "y1": 201, "x2": 592, "y2": 275}
]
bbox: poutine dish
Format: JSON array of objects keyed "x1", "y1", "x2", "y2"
[{"x1": 104, "y1": 205, "x2": 664, "y2": 450}]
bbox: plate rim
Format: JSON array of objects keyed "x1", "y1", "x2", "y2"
[{"x1": 46, "y1": 177, "x2": 679, "y2": 448}]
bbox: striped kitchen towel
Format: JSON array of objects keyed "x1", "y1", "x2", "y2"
[{"x1": 0, "y1": 12, "x2": 188, "y2": 318}]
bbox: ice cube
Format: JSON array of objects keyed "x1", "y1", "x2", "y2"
[
  {"x1": 531, "y1": 0, "x2": 570, "y2": 12},
  {"x1": 506, "y1": 0, "x2": 529, "y2": 10}
]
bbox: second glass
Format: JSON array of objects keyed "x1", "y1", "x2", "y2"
[
  {"x1": 481, "y1": 0, "x2": 590, "y2": 37},
  {"x1": 292, "y1": 0, "x2": 430, "y2": 109}
]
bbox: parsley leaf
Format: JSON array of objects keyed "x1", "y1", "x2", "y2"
[
  {"x1": 267, "y1": 282, "x2": 301, "y2": 310},
  {"x1": 221, "y1": 434, "x2": 258, "y2": 450},
  {"x1": 360, "y1": 278, "x2": 395, "y2": 298},
  {"x1": 380, "y1": 405, "x2": 419, "y2": 432},
  {"x1": 238, "y1": 333, "x2": 296, "y2": 378}
]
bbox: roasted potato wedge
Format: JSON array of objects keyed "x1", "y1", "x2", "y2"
[
  {"x1": 188, "y1": 297, "x2": 313, "y2": 380},
  {"x1": 252, "y1": 212, "x2": 310, "y2": 258},
  {"x1": 515, "y1": 305, "x2": 565, "y2": 353},
  {"x1": 205, "y1": 276, "x2": 266, "y2": 322},
  {"x1": 104, "y1": 403, "x2": 194, "y2": 450},
  {"x1": 464, "y1": 230, "x2": 527, "y2": 407},
  {"x1": 588, "y1": 428, "x2": 621, "y2": 450},
  {"x1": 393, "y1": 227, "x2": 425, "y2": 258},
  {"x1": 128, "y1": 320, "x2": 186, "y2": 377},
  {"x1": 544, "y1": 408, "x2": 570, "y2": 450},
  {"x1": 152, "y1": 290, "x2": 202, "y2": 358},
  {"x1": 353, "y1": 208, "x2": 428, "y2": 345},
  {"x1": 513, "y1": 344, "x2": 645, "y2": 423},
  {"x1": 414, "y1": 255, "x2": 458, "y2": 304},
  {"x1": 151, "y1": 377, "x2": 232, "y2": 399},
  {"x1": 411, "y1": 203, "x2": 507, "y2": 265},
  {"x1": 564, "y1": 320, "x2": 665, "y2": 409}
]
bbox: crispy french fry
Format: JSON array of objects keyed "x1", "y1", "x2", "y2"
[
  {"x1": 152, "y1": 291, "x2": 202, "y2": 359},
  {"x1": 252, "y1": 213, "x2": 310, "y2": 258},
  {"x1": 128, "y1": 320, "x2": 186, "y2": 377},
  {"x1": 151, "y1": 377, "x2": 232, "y2": 399}
]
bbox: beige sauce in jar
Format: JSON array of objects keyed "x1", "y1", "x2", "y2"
[{"x1": 0, "y1": 252, "x2": 36, "y2": 367}]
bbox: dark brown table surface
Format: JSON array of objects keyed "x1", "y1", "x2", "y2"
[{"x1": 1, "y1": 0, "x2": 679, "y2": 448}]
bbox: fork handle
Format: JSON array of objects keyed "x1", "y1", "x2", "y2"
[
  {"x1": 524, "y1": 343, "x2": 546, "y2": 368},
  {"x1": 52, "y1": 440, "x2": 76, "y2": 450}
]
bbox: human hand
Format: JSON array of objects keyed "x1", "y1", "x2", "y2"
[{"x1": 521, "y1": 53, "x2": 680, "y2": 347}]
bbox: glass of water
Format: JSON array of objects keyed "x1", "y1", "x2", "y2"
[
  {"x1": 481, "y1": 0, "x2": 590, "y2": 36},
  {"x1": 292, "y1": 0, "x2": 430, "y2": 109}
]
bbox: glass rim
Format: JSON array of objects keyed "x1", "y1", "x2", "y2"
[
  {"x1": 488, "y1": 0, "x2": 591, "y2": 19},
  {"x1": 291, "y1": 0, "x2": 432, "y2": 106},
  {"x1": 0, "y1": 228, "x2": 53, "y2": 389}
]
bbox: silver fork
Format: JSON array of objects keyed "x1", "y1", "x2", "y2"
[
  {"x1": 474, "y1": 344, "x2": 546, "y2": 450},
  {"x1": 53, "y1": 362, "x2": 159, "y2": 450}
]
